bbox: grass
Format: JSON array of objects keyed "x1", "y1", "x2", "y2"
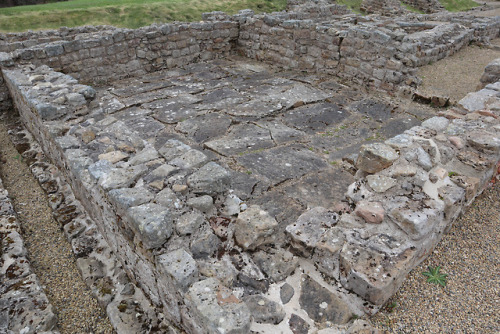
[
  {"x1": 439, "y1": 0, "x2": 479, "y2": 12},
  {"x1": 401, "y1": 2, "x2": 425, "y2": 14},
  {"x1": 0, "y1": 0, "x2": 287, "y2": 32},
  {"x1": 336, "y1": 0, "x2": 363, "y2": 14}
]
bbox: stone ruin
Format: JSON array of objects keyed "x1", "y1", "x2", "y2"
[{"x1": 1, "y1": 1, "x2": 500, "y2": 333}]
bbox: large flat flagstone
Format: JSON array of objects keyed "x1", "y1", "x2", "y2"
[
  {"x1": 282, "y1": 102, "x2": 349, "y2": 133},
  {"x1": 237, "y1": 145, "x2": 328, "y2": 186},
  {"x1": 204, "y1": 124, "x2": 275, "y2": 156}
]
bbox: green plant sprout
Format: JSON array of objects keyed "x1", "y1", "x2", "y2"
[{"x1": 422, "y1": 266, "x2": 448, "y2": 287}]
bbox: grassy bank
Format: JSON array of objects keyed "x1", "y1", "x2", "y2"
[
  {"x1": 0, "y1": 0, "x2": 481, "y2": 32},
  {"x1": 0, "y1": 0, "x2": 287, "y2": 32},
  {"x1": 439, "y1": 0, "x2": 479, "y2": 12}
]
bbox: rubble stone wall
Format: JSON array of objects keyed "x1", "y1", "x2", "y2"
[
  {"x1": 5, "y1": 21, "x2": 238, "y2": 84},
  {"x1": 402, "y1": 0, "x2": 444, "y2": 13},
  {"x1": 360, "y1": 0, "x2": 408, "y2": 16},
  {"x1": 1, "y1": 63, "x2": 238, "y2": 332},
  {"x1": 0, "y1": 26, "x2": 120, "y2": 53},
  {"x1": 0, "y1": 54, "x2": 13, "y2": 113}
]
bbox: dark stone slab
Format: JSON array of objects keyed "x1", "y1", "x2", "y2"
[
  {"x1": 349, "y1": 99, "x2": 395, "y2": 122},
  {"x1": 176, "y1": 113, "x2": 232, "y2": 143},
  {"x1": 378, "y1": 116, "x2": 421, "y2": 139},
  {"x1": 283, "y1": 168, "x2": 355, "y2": 208},
  {"x1": 289, "y1": 314, "x2": 310, "y2": 334},
  {"x1": 111, "y1": 80, "x2": 174, "y2": 97},
  {"x1": 197, "y1": 87, "x2": 249, "y2": 110},
  {"x1": 237, "y1": 145, "x2": 328, "y2": 186},
  {"x1": 123, "y1": 116, "x2": 165, "y2": 139},
  {"x1": 148, "y1": 95, "x2": 205, "y2": 124},
  {"x1": 205, "y1": 124, "x2": 275, "y2": 156},
  {"x1": 283, "y1": 102, "x2": 349, "y2": 134},
  {"x1": 257, "y1": 121, "x2": 306, "y2": 144},
  {"x1": 229, "y1": 171, "x2": 259, "y2": 201},
  {"x1": 299, "y1": 275, "x2": 353, "y2": 324},
  {"x1": 113, "y1": 106, "x2": 153, "y2": 120},
  {"x1": 226, "y1": 99, "x2": 283, "y2": 118},
  {"x1": 121, "y1": 86, "x2": 204, "y2": 107},
  {"x1": 280, "y1": 283, "x2": 295, "y2": 304}
]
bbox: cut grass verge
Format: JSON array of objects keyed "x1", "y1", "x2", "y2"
[
  {"x1": 438, "y1": 0, "x2": 479, "y2": 12},
  {"x1": 336, "y1": 0, "x2": 364, "y2": 14},
  {"x1": 0, "y1": 0, "x2": 287, "y2": 32}
]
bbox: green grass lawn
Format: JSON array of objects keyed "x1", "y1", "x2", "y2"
[
  {"x1": 0, "y1": 0, "x2": 287, "y2": 32},
  {"x1": 0, "y1": 0, "x2": 481, "y2": 32},
  {"x1": 439, "y1": 0, "x2": 479, "y2": 12}
]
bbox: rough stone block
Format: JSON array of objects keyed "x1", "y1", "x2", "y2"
[
  {"x1": 186, "y1": 162, "x2": 230, "y2": 195},
  {"x1": 234, "y1": 205, "x2": 278, "y2": 250},
  {"x1": 356, "y1": 143, "x2": 399, "y2": 173},
  {"x1": 187, "y1": 278, "x2": 251, "y2": 333},
  {"x1": 157, "y1": 248, "x2": 199, "y2": 291},
  {"x1": 126, "y1": 203, "x2": 173, "y2": 249}
]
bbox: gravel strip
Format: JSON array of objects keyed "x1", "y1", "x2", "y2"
[
  {"x1": 416, "y1": 38, "x2": 500, "y2": 103},
  {"x1": 0, "y1": 113, "x2": 114, "y2": 334},
  {"x1": 372, "y1": 32, "x2": 500, "y2": 334},
  {"x1": 372, "y1": 181, "x2": 500, "y2": 333}
]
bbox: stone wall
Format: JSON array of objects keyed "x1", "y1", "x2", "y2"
[
  {"x1": 479, "y1": 58, "x2": 500, "y2": 88},
  {"x1": 5, "y1": 21, "x2": 238, "y2": 84},
  {"x1": 360, "y1": 0, "x2": 408, "y2": 16},
  {"x1": 402, "y1": 0, "x2": 444, "y2": 13},
  {"x1": 0, "y1": 26, "x2": 119, "y2": 53},
  {"x1": 1, "y1": 4, "x2": 499, "y2": 93},
  {"x1": 1, "y1": 63, "x2": 240, "y2": 332},
  {"x1": 0, "y1": 54, "x2": 13, "y2": 113},
  {"x1": 238, "y1": 6, "x2": 499, "y2": 93}
]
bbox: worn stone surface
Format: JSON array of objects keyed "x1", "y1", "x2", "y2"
[
  {"x1": 299, "y1": 275, "x2": 353, "y2": 324},
  {"x1": 243, "y1": 295, "x2": 286, "y2": 324},
  {"x1": 157, "y1": 248, "x2": 198, "y2": 291},
  {"x1": 234, "y1": 205, "x2": 278, "y2": 250},
  {"x1": 357, "y1": 143, "x2": 399, "y2": 174},
  {"x1": 126, "y1": 203, "x2": 173, "y2": 249},
  {"x1": 187, "y1": 162, "x2": 231, "y2": 195},
  {"x1": 187, "y1": 278, "x2": 252, "y2": 333}
]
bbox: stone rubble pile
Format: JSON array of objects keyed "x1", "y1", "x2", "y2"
[{"x1": 479, "y1": 57, "x2": 500, "y2": 89}]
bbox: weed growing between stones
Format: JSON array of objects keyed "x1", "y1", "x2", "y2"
[{"x1": 422, "y1": 266, "x2": 448, "y2": 287}]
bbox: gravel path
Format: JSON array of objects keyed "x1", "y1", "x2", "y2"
[
  {"x1": 373, "y1": 32, "x2": 500, "y2": 334},
  {"x1": 416, "y1": 38, "x2": 500, "y2": 104},
  {"x1": 372, "y1": 181, "x2": 500, "y2": 333},
  {"x1": 0, "y1": 113, "x2": 114, "y2": 334}
]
